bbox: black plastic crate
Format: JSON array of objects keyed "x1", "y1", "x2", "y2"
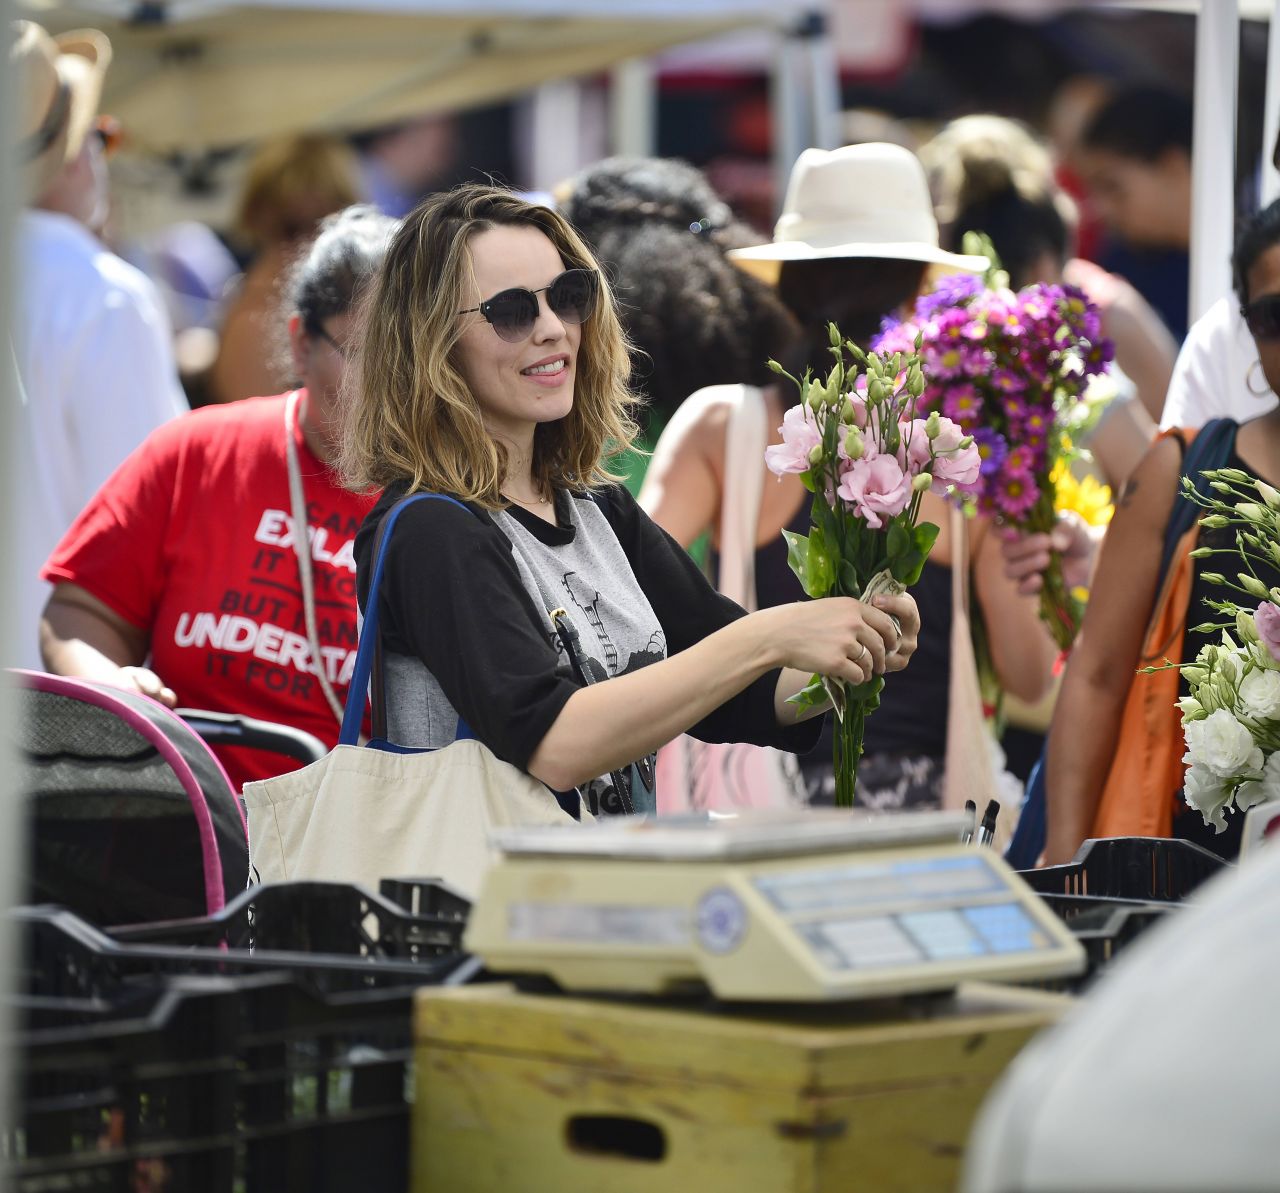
[
  {"x1": 7, "y1": 906, "x2": 476, "y2": 1193},
  {"x1": 18, "y1": 903, "x2": 470, "y2": 1001},
  {"x1": 6, "y1": 974, "x2": 241, "y2": 1192},
  {"x1": 1036, "y1": 893, "x2": 1171, "y2": 979},
  {"x1": 1019, "y1": 837, "x2": 1226, "y2": 902},
  {"x1": 108, "y1": 877, "x2": 470, "y2": 964}
]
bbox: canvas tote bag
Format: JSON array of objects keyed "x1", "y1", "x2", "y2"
[
  {"x1": 943, "y1": 505, "x2": 1011, "y2": 846},
  {"x1": 243, "y1": 494, "x2": 582, "y2": 897},
  {"x1": 655, "y1": 385, "x2": 805, "y2": 813}
]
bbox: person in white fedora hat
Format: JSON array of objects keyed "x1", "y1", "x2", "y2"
[
  {"x1": 639, "y1": 142, "x2": 1060, "y2": 812},
  {"x1": 727, "y1": 142, "x2": 988, "y2": 283},
  {"x1": 9, "y1": 20, "x2": 186, "y2": 671}
]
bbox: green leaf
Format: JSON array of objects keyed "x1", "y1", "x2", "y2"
[
  {"x1": 838, "y1": 559, "x2": 859, "y2": 597},
  {"x1": 889, "y1": 522, "x2": 940, "y2": 587},
  {"x1": 785, "y1": 676, "x2": 829, "y2": 711},
  {"x1": 891, "y1": 549, "x2": 925, "y2": 585},
  {"x1": 914, "y1": 521, "x2": 942, "y2": 555},
  {"x1": 886, "y1": 520, "x2": 911, "y2": 564},
  {"x1": 782, "y1": 528, "x2": 835, "y2": 598}
]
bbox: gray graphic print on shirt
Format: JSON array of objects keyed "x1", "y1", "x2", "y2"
[{"x1": 493, "y1": 496, "x2": 664, "y2": 814}]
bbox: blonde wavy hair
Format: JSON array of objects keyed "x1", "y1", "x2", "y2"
[{"x1": 338, "y1": 184, "x2": 639, "y2": 507}]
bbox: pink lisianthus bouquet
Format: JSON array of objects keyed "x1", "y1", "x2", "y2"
[
  {"x1": 766, "y1": 322, "x2": 981, "y2": 807},
  {"x1": 873, "y1": 264, "x2": 1113, "y2": 650}
]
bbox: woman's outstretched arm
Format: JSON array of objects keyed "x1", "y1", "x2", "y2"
[
  {"x1": 1042, "y1": 435, "x2": 1182, "y2": 864},
  {"x1": 527, "y1": 594, "x2": 913, "y2": 791}
]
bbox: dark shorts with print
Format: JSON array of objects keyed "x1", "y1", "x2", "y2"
[{"x1": 803, "y1": 752, "x2": 944, "y2": 813}]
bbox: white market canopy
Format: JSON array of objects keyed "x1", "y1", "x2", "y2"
[{"x1": 18, "y1": 0, "x2": 801, "y2": 153}]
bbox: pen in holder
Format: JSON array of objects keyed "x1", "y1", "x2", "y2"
[{"x1": 976, "y1": 800, "x2": 1000, "y2": 848}]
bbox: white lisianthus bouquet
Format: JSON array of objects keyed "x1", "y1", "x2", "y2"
[
  {"x1": 1175, "y1": 469, "x2": 1280, "y2": 831},
  {"x1": 765, "y1": 323, "x2": 982, "y2": 807}
]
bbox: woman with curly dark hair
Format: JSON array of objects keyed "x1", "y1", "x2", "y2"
[{"x1": 560, "y1": 157, "x2": 797, "y2": 489}]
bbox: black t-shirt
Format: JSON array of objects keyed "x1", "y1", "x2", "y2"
[{"x1": 355, "y1": 482, "x2": 820, "y2": 811}]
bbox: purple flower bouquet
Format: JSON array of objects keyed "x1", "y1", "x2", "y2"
[{"x1": 875, "y1": 272, "x2": 1114, "y2": 650}]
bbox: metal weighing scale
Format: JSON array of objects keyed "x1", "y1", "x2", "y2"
[
  {"x1": 464, "y1": 808, "x2": 1085, "y2": 1000},
  {"x1": 413, "y1": 812, "x2": 1084, "y2": 1193}
]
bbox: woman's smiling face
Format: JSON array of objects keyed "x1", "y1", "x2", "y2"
[{"x1": 454, "y1": 223, "x2": 580, "y2": 448}]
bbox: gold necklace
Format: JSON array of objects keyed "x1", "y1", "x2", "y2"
[{"x1": 502, "y1": 486, "x2": 550, "y2": 507}]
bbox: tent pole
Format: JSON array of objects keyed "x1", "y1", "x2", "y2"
[
  {"x1": 806, "y1": 7, "x2": 841, "y2": 152},
  {"x1": 609, "y1": 58, "x2": 655, "y2": 160},
  {"x1": 771, "y1": 13, "x2": 810, "y2": 219},
  {"x1": 1190, "y1": 0, "x2": 1239, "y2": 325},
  {"x1": 1261, "y1": 0, "x2": 1280, "y2": 206},
  {"x1": 0, "y1": 0, "x2": 24, "y2": 1148},
  {"x1": 529, "y1": 79, "x2": 585, "y2": 195}
]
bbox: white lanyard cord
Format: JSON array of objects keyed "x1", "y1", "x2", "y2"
[{"x1": 285, "y1": 390, "x2": 345, "y2": 724}]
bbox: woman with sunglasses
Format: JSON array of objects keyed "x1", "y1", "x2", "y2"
[
  {"x1": 342, "y1": 184, "x2": 921, "y2": 816},
  {"x1": 40, "y1": 206, "x2": 397, "y2": 791},
  {"x1": 1042, "y1": 199, "x2": 1280, "y2": 864}
]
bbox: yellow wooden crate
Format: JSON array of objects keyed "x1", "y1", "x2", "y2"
[{"x1": 412, "y1": 982, "x2": 1070, "y2": 1193}]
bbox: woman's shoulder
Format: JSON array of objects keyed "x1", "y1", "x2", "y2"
[
  {"x1": 357, "y1": 486, "x2": 497, "y2": 563},
  {"x1": 1114, "y1": 429, "x2": 1190, "y2": 528},
  {"x1": 657, "y1": 383, "x2": 759, "y2": 441},
  {"x1": 647, "y1": 383, "x2": 768, "y2": 480}
]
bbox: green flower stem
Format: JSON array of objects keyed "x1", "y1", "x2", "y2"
[{"x1": 834, "y1": 689, "x2": 866, "y2": 809}]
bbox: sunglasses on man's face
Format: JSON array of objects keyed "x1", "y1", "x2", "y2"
[
  {"x1": 1243, "y1": 294, "x2": 1280, "y2": 342},
  {"x1": 458, "y1": 268, "x2": 598, "y2": 343}
]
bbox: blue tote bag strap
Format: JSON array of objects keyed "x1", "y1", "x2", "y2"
[
  {"x1": 339, "y1": 493, "x2": 469, "y2": 747},
  {"x1": 1005, "y1": 419, "x2": 1238, "y2": 868}
]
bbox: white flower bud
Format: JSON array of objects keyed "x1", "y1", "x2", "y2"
[{"x1": 1256, "y1": 479, "x2": 1280, "y2": 509}]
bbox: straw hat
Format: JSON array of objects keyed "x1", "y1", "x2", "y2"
[
  {"x1": 729, "y1": 142, "x2": 988, "y2": 284},
  {"x1": 10, "y1": 19, "x2": 111, "y2": 202}
]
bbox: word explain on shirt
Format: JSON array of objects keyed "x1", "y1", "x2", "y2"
[{"x1": 168, "y1": 507, "x2": 361, "y2": 704}]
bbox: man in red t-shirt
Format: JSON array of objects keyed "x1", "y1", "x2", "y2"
[
  {"x1": 40, "y1": 206, "x2": 396, "y2": 790},
  {"x1": 42, "y1": 391, "x2": 377, "y2": 790}
]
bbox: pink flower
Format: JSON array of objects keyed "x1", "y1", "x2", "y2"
[
  {"x1": 942, "y1": 384, "x2": 983, "y2": 427},
  {"x1": 765, "y1": 404, "x2": 822, "y2": 476},
  {"x1": 929, "y1": 416, "x2": 982, "y2": 493},
  {"x1": 994, "y1": 465, "x2": 1040, "y2": 520},
  {"x1": 902, "y1": 419, "x2": 933, "y2": 475},
  {"x1": 1256, "y1": 602, "x2": 1280, "y2": 663},
  {"x1": 836, "y1": 453, "x2": 912, "y2": 529}
]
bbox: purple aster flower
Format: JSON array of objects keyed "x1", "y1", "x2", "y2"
[
  {"x1": 1057, "y1": 284, "x2": 1103, "y2": 341},
  {"x1": 914, "y1": 272, "x2": 984, "y2": 319},
  {"x1": 1004, "y1": 443, "x2": 1038, "y2": 475},
  {"x1": 932, "y1": 307, "x2": 973, "y2": 342},
  {"x1": 1020, "y1": 408, "x2": 1051, "y2": 438},
  {"x1": 972, "y1": 427, "x2": 1008, "y2": 478},
  {"x1": 925, "y1": 340, "x2": 989, "y2": 381},
  {"x1": 1080, "y1": 337, "x2": 1116, "y2": 377},
  {"x1": 980, "y1": 290, "x2": 1026, "y2": 337},
  {"x1": 994, "y1": 465, "x2": 1040, "y2": 521},
  {"x1": 871, "y1": 318, "x2": 919, "y2": 356},
  {"x1": 942, "y1": 383, "x2": 984, "y2": 427},
  {"x1": 992, "y1": 368, "x2": 1028, "y2": 395}
]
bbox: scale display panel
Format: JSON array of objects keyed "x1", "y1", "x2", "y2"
[{"x1": 468, "y1": 812, "x2": 1085, "y2": 1001}]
